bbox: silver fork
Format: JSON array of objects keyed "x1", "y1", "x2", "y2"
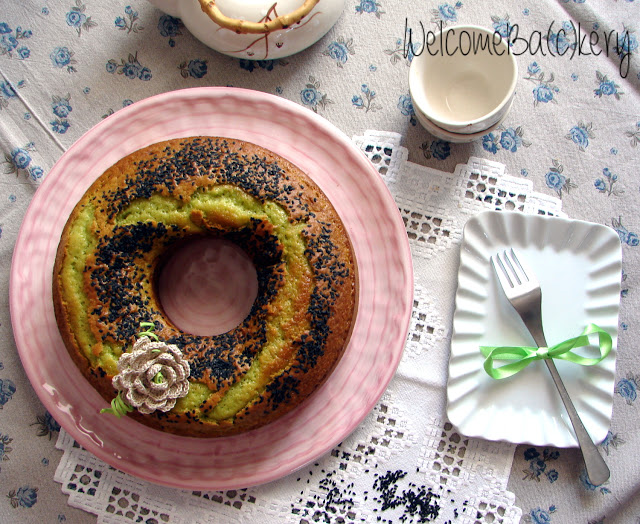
[{"x1": 491, "y1": 248, "x2": 610, "y2": 486}]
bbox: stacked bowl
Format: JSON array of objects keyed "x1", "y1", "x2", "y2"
[{"x1": 409, "y1": 25, "x2": 518, "y2": 143}]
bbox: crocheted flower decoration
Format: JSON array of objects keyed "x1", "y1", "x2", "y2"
[{"x1": 110, "y1": 335, "x2": 190, "y2": 415}]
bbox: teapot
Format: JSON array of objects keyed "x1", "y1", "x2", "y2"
[{"x1": 147, "y1": 0, "x2": 345, "y2": 60}]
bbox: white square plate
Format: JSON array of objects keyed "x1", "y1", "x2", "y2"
[{"x1": 447, "y1": 211, "x2": 622, "y2": 447}]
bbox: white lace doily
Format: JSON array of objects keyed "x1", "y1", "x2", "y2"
[{"x1": 55, "y1": 130, "x2": 564, "y2": 523}]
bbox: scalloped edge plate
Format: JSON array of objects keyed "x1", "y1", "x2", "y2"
[
  {"x1": 10, "y1": 87, "x2": 413, "y2": 490},
  {"x1": 447, "y1": 210, "x2": 621, "y2": 447}
]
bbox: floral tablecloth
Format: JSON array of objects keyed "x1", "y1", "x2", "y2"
[{"x1": 1, "y1": 1, "x2": 639, "y2": 523}]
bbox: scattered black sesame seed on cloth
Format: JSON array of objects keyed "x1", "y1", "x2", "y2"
[{"x1": 372, "y1": 470, "x2": 440, "y2": 523}]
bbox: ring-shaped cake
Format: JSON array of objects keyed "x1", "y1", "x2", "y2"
[{"x1": 52, "y1": 136, "x2": 357, "y2": 437}]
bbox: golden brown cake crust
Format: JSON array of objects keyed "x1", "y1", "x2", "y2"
[{"x1": 53, "y1": 136, "x2": 357, "y2": 437}]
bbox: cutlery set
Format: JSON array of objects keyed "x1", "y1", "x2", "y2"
[{"x1": 491, "y1": 248, "x2": 610, "y2": 486}]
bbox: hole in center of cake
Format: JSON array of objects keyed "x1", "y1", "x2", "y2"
[{"x1": 157, "y1": 237, "x2": 258, "y2": 336}]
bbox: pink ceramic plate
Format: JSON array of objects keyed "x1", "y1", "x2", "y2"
[{"x1": 10, "y1": 87, "x2": 413, "y2": 490}]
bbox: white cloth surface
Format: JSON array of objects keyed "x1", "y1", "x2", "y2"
[{"x1": 1, "y1": 0, "x2": 640, "y2": 522}]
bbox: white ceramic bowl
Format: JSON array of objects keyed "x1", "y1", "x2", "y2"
[
  {"x1": 414, "y1": 98, "x2": 514, "y2": 144},
  {"x1": 409, "y1": 24, "x2": 517, "y2": 135}
]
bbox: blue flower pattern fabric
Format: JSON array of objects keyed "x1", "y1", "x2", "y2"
[
  {"x1": 300, "y1": 76, "x2": 333, "y2": 113},
  {"x1": 612, "y1": 217, "x2": 639, "y2": 247},
  {"x1": 50, "y1": 94, "x2": 73, "y2": 134},
  {"x1": 397, "y1": 93, "x2": 416, "y2": 126},
  {"x1": 0, "y1": 433, "x2": 13, "y2": 466},
  {"x1": 483, "y1": 126, "x2": 531, "y2": 154},
  {"x1": 522, "y1": 448, "x2": 560, "y2": 483},
  {"x1": 2, "y1": 142, "x2": 44, "y2": 181},
  {"x1": 524, "y1": 62, "x2": 560, "y2": 106},
  {"x1": 594, "y1": 168, "x2": 624, "y2": 197},
  {"x1": 50, "y1": 46, "x2": 77, "y2": 73},
  {"x1": 106, "y1": 51, "x2": 151, "y2": 80},
  {"x1": 179, "y1": 59, "x2": 208, "y2": 79},
  {"x1": 65, "y1": 1, "x2": 97, "y2": 37},
  {"x1": 356, "y1": 0, "x2": 384, "y2": 18},
  {"x1": 324, "y1": 36, "x2": 355, "y2": 67},
  {"x1": 115, "y1": 5, "x2": 144, "y2": 34},
  {"x1": 8, "y1": 486, "x2": 39, "y2": 508},
  {"x1": 0, "y1": 22, "x2": 32, "y2": 59},
  {"x1": 0, "y1": 1, "x2": 639, "y2": 522},
  {"x1": 546, "y1": 21, "x2": 577, "y2": 56},
  {"x1": 615, "y1": 375, "x2": 638, "y2": 404},
  {"x1": 420, "y1": 139, "x2": 451, "y2": 160},
  {"x1": 431, "y1": 2, "x2": 463, "y2": 26},
  {"x1": 543, "y1": 159, "x2": 576, "y2": 198},
  {"x1": 157, "y1": 14, "x2": 181, "y2": 46},
  {"x1": 352, "y1": 84, "x2": 381, "y2": 112},
  {"x1": 0, "y1": 378, "x2": 16, "y2": 408},
  {"x1": 0, "y1": 78, "x2": 24, "y2": 109},
  {"x1": 566, "y1": 122, "x2": 594, "y2": 151},
  {"x1": 522, "y1": 505, "x2": 556, "y2": 524},
  {"x1": 594, "y1": 71, "x2": 623, "y2": 99}
]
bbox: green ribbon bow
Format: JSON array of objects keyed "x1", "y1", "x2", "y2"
[{"x1": 480, "y1": 323, "x2": 612, "y2": 380}]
